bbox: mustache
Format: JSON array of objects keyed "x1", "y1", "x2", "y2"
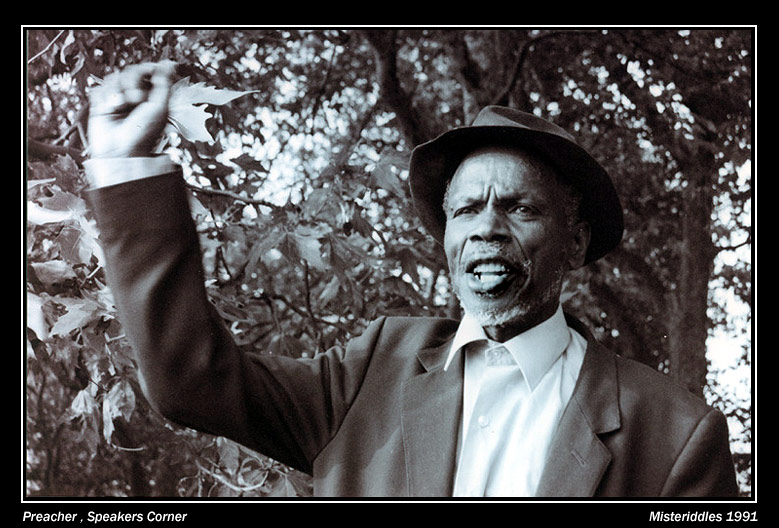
[{"x1": 459, "y1": 241, "x2": 531, "y2": 273}]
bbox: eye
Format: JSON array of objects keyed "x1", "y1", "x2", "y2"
[
  {"x1": 509, "y1": 203, "x2": 537, "y2": 216},
  {"x1": 451, "y1": 205, "x2": 477, "y2": 218}
]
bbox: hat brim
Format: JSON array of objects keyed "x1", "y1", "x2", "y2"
[{"x1": 409, "y1": 125, "x2": 623, "y2": 264}]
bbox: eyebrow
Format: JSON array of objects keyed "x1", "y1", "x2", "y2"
[{"x1": 446, "y1": 190, "x2": 544, "y2": 210}]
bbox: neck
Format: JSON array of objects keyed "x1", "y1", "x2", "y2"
[{"x1": 481, "y1": 302, "x2": 560, "y2": 342}]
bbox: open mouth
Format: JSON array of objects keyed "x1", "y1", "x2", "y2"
[{"x1": 465, "y1": 258, "x2": 523, "y2": 295}]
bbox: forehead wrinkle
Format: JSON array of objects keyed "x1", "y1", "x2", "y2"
[{"x1": 445, "y1": 149, "x2": 552, "y2": 210}]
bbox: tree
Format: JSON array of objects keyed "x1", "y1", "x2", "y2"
[{"x1": 25, "y1": 27, "x2": 753, "y2": 497}]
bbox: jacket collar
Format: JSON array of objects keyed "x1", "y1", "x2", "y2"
[{"x1": 443, "y1": 304, "x2": 572, "y2": 391}]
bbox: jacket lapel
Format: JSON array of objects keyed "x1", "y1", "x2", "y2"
[
  {"x1": 401, "y1": 336, "x2": 463, "y2": 497},
  {"x1": 536, "y1": 316, "x2": 621, "y2": 497},
  {"x1": 398, "y1": 315, "x2": 621, "y2": 497}
]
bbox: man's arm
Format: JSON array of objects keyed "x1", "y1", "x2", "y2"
[
  {"x1": 660, "y1": 408, "x2": 740, "y2": 497},
  {"x1": 85, "y1": 63, "x2": 377, "y2": 474},
  {"x1": 90, "y1": 171, "x2": 382, "y2": 473}
]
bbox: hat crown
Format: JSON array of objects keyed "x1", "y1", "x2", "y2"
[{"x1": 472, "y1": 106, "x2": 576, "y2": 143}]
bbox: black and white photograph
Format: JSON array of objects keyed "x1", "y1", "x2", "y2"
[{"x1": 23, "y1": 25, "x2": 754, "y2": 517}]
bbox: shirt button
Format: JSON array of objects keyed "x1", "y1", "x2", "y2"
[{"x1": 478, "y1": 415, "x2": 490, "y2": 428}]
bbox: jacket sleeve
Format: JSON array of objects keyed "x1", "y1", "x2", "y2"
[
  {"x1": 660, "y1": 408, "x2": 741, "y2": 497},
  {"x1": 88, "y1": 171, "x2": 382, "y2": 474}
]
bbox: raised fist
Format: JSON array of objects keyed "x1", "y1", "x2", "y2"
[{"x1": 87, "y1": 61, "x2": 178, "y2": 159}]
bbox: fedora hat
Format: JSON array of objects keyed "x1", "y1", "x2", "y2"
[{"x1": 408, "y1": 105, "x2": 623, "y2": 264}]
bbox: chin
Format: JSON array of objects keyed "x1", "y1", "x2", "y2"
[
  {"x1": 454, "y1": 272, "x2": 564, "y2": 332},
  {"x1": 465, "y1": 301, "x2": 531, "y2": 328}
]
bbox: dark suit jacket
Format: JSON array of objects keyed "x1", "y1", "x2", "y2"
[{"x1": 89, "y1": 173, "x2": 739, "y2": 498}]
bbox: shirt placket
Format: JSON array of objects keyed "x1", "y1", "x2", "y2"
[{"x1": 454, "y1": 342, "x2": 519, "y2": 496}]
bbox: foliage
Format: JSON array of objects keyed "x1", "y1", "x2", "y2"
[{"x1": 25, "y1": 28, "x2": 752, "y2": 497}]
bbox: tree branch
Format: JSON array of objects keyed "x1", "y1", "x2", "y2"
[
  {"x1": 716, "y1": 233, "x2": 751, "y2": 253},
  {"x1": 27, "y1": 30, "x2": 66, "y2": 64},
  {"x1": 302, "y1": 261, "x2": 322, "y2": 346},
  {"x1": 27, "y1": 138, "x2": 85, "y2": 165},
  {"x1": 317, "y1": 104, "x2": 377, "y2": 182},
  {"x1": 602, "y1": 246, "x2": 669, "y2": 302},
  {"x1": 265, "y1": 292, "x2": 353, "y2": 336},
  {"x1": 491, "y1": 29, "x2": 598, "y2": 108},
  {"x1": 447, "y1": 32, "x2": 483, "y2": 91},
  {"x1": 361, "y1": 30, "x2": 431, "y2": 146},
  {"x1": 186, "y1": 183, "x2": 281, "y2": 210}
]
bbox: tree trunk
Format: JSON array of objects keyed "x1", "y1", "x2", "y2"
[{"x1": 668, "y1": 145, "x2": 718, "y2": 396}]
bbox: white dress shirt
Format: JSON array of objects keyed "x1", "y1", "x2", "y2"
[
  {"x1": 83, "y1": 156, "x2": 176, "y2": 188},
  {"x1": 444, "y1": 304, "x2": 587, "y2": 497}
]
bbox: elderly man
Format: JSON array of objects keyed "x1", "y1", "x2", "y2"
[{"x1": 84, "y1": 63, "x2": 738, "y2": 497}]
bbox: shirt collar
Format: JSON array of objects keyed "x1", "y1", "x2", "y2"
[{"x1": 443, "y1": 304, "x2": 572, "y2": 390}]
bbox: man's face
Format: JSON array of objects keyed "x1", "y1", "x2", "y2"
[{"x1": 443, "y1": 146, "x2": 590, "y2": 341}]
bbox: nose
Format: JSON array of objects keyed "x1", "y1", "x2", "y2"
[{"x1": 469, "y1": 206, "x2": 511, "y2": 244}]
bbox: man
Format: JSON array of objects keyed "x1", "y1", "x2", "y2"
[{"x1": 84, "y1": 62, "x2": 739, "y2": 497}]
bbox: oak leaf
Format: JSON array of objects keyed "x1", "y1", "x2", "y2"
[{"x1": 167, "y1": 78, "x2": 257, "y2": 143}]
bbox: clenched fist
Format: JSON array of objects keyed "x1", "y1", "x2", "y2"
[{"x1": 88, "y1": 61, "x2": 178, "y2": 159}]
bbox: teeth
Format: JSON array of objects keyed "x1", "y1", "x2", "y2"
[{"x1": 472, "y1": 262, "x2": 509, "y2": 275}]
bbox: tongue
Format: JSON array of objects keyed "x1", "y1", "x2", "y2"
[
  {"x1": 476, "y1": 272, "x2": 507, "y2": 289},
  {"x1": 469, "y1": 269, "x2": 512, "y2": 293}
]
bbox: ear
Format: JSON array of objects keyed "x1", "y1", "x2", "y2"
[{"x1": 567, "y1": 221, "x2": 591, "y2": 270}]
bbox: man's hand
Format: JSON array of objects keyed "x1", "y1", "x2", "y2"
[{"x1": 88, "y1": 61, "x2": 178, "y2": 159}]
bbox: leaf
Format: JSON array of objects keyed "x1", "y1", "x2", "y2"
[
  {"x1": 301, "y1": 188, "x2": 330, "y2": 219},
  {"x1": 284, "y1": 470, "x2": 313, "y2": 497},
  {"x1": 170, "y1": 78, "x2": 258, "y2": 106},
  {"x1": 266, "y1": 470, "x2": 311, "y2": 497},
  {"x1": 246, "y1": 227, "x2": 286, "y2": 272},
  {"x1": 104, "y1": 380, "x2": 135, "y2": 422},
  {"x1": 350, "y1": 208, "x2": 374, "y2": 239},
  {"x1": 168, "y1": 103, "x2": 215, "y2": 143},
  {"x1": 28, "y1": 188, "x2": 102, "y2": 265},
  {"x1": 266, "y1": 475, "x2": 297, "y2": 497},
  {"x1": 35, "y1": 187, "x2": 87, "y2": 215},
  {"x1": 110, "y1": 379, "x2": 136, "y2": 421},
  {"x1": 59, "y1": 30, "x2": 75, "y2": 63},
  {"x1": 268, "y1": 334, "x2": 304, "y2": 357},
  {"x1": 290, "y1": 231, "x2": 326, "y2": 271},
  {"x1": 318, "y1": 275, "x2": 340, "y2": 307},
  {"x1": 102, "y1": 379, "x2": 136, "y2": 443},
  {"x1": 27, "y1": 202, "x2": 73, "y2": 225},
  {"x1": 167, "y1": 77, "x2": 257, "y2": 143},
  {"x1": 69, "y1": 389, "x2": 97, "y2": 420},
  {"x1": 370, "y1": 162, "x2": 405, "y2": 198},
  {"x1": 49, "y1": 297, "x2": 102, "y2": 337},
  {"x1": 397, "y1": 247, "x2": 420, "y2": 285},
  {"x1": 53, "y1": 214, "x2": 103, "y2": 266},
  {"x1": 188, "y1": 194, "x2": 211, "y2": 222},
  {"x1": 378, "y1": 148, "x2": 410, "y2": 170},
  {"x1": 231, "y1": 153, "x2": 268, "y2": 173},
  {"x1": 221, "y1": 225, "x2": 246, "y2": 244},
  {"x1": 370, "y1": 148, "x2": 409, "y2": 197},
  {"x1": 26, "y1": 292, "x2": 49, "y2": 340},
  {"x1": 27, "y1": 177, "x2": 56, "y2": 190},
  {"x1": 217, "y1": 437, "x2": 241, "y2": 475},
  {"x1": 31, "y1": 260, "x2": 77, "y2": 288}
]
